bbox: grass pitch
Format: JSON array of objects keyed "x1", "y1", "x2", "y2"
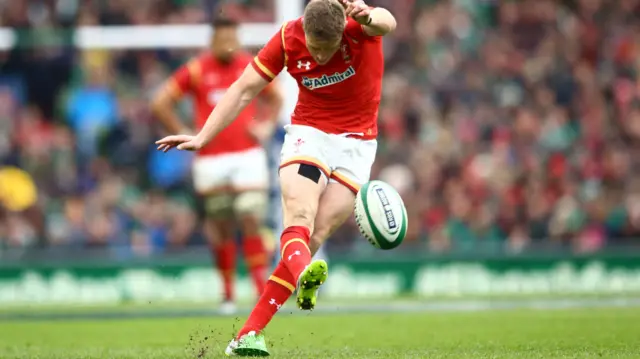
[{"x1": 0, "y1": 306, "x2": 639, "y2": 358}]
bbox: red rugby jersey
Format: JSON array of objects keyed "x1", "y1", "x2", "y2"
[
  {"x1": 169, "y1": 51, "x2": 263, "y2": 156},
  {"x1": 251, "y1": 17, "x2": 384, "y2": 140}
]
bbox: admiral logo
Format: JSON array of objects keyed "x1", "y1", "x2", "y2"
[
  {"x1": 301, "y1": 66, "x2": 356, "y2": 90},
  {"x1": 375, "y1": 187, "x2": 397, "y2": 232}
]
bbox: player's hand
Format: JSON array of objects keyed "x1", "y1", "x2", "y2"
[
  {"x1": 248, "y1": 120, "x2": 277, "y2": 145},
  {"x1": 341, "y1": 0, "x2": 371, "y2": 25},
  {"x1": 155, "y1": 134, "x2": 203, "y2": 152}
]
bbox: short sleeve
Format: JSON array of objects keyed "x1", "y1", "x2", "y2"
[
  {"x1": 251, "y1": 24, "x2": 286, "y2": 82},
  {"x1": 345, "y1": 17, "x2": 381, "y2": 42},
  {"x1": 167, "y1": 59, "x2": 201, "y2": 98}
]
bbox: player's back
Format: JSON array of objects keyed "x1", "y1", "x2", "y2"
[{"x1": 283, "y1": 18, "x2": 384, "y2": 139}]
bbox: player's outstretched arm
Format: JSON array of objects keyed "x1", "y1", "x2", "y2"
[
  {"x1": 156, "y1": 65, "x2": 270, "y2": 152},
  {"x1": 196, "y1": 65, "x2": 271, "y2": 145},
  {"x1": 342, "y1": 0, "x2": 396, "y2": 36}
]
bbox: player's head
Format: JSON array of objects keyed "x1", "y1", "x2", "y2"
[
  {"x1": 211, "y1": 17, "x2": 240, "y2": 63},
  {"x1": 303, "y1": 0, "x2": 347, "y2": 65}
]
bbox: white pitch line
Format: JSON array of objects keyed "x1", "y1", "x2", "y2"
[{"x1": 1, "y1": 297, "x2": 640, "y2": 322}]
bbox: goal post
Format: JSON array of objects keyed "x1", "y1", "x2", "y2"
[
  {"x1": 0, "y1": 0, "x2": 303, "y2": 123},
  {"x1": 0, "y1": 0, "x2": 303, "y2": 50},
  {"x1": 0, "y1": 24, "x2": 277, "y2": 50}
]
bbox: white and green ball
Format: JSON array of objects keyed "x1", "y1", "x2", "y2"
[{"x1": 354, "y1": 180, "x2": 408, "y2": 250}]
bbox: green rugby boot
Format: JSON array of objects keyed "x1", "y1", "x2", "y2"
[
  {"x1": 225, "y1": 331, "x2": 270, "y2": 357},
  {"x1": 296, "y1": 259, "x2": 329, "y2": 310}
]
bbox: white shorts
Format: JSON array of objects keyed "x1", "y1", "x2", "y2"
[
  {"x1": 192, "y1": 147, "x2": 269, "y2": 194},
  {"x1": 280, "y1": 124, "x2": 377, "y2": 193}
]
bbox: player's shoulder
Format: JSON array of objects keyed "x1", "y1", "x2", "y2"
[
  {"x1": 285, "y1": 17, "x2": 303, "y2": 33},
  {"x1": 344, "y1": 18, "x2": 362, "y2": 37},
  {"x1": 175, "y1": 52, "x2": 208, "y2": 76},
  {"x1": 344, "y1": 18, "x2": 382, "y2": 43},
  {"x1": 281, "y1": 17, "x2": 304, "y2": 46},
  {"x1": 278, "y1": 17, "x2": 306, "y2": 59},
  {"x1": 193, "y1": 51, "x2": 212, "y2": 62},
  {"x1": 187, "y1": 52, "x2": 212, "y2": 69}
]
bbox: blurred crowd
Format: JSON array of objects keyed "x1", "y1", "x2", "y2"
[{"x1": 0, "y1": 0, "x2": 639, "y2": 257}]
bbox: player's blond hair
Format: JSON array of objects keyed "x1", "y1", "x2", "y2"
[{"x1": 303, "y1": 0, "x2": 346, "y2": 42}]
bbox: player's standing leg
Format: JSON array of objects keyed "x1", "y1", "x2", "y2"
[
  {"x1": 238, "y1": 212, "x2": 269, "y2": 296},
  {"x1": 192, "y1": 155, "x2": 242, "y2": 314},
  {"x1": 202, "y1": 211, "x2": 238, "y2": 313},
  {"x1": 266, "y1": 128, "x2": 286, "y2": 266},
  {"x1": 231, "y1": 147, "x2": 274, "y2": 298}
]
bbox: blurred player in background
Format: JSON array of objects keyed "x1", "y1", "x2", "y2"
[
  {"x1": 156, "y1": 0, "x2": 395, "y2": 354},
  {"x1": 151, "y1": 17, "x2": 283, "y2": 315}
]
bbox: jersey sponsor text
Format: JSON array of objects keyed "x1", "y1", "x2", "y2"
[{"x1": 301, "y1": 66, "x2": 356, "y2": 90}]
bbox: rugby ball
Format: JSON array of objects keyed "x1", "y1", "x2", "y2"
[{"x1": 354, "y1": 180, "x2": 408, "y2": 250}]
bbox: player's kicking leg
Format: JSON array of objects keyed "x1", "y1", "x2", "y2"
[
  {"x1": 227, "y1": 185, "x2": 356, "y2": 357},
  {"x1": 294, "y1": 181, "x2": 355, "y2": 313},
  {"x1": 227, "y1": 162, "x2": 328, "y2": 356},
  {"x1": 307, "y1": 182, "x2": 356, "y2": 256},
  {"x1": 227, "y1": 126, "x2": 375, "y2": 356},
  {"x1": 278, "y1": 163, "x2": 330, "y2": 310}
]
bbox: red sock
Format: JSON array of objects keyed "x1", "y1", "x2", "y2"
[
  {"x1": 279, "y1": 226, "x2": 312, "y2": 282},
  {"x1": 237, "y1": 262, "x2": 295, "y2": 338},
  {"x1": 243, "y1": 235, "x2": 269, "y2": 296},
  {"x1": 212, "y1": 241, "x2": 237, "y2": 302}
]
